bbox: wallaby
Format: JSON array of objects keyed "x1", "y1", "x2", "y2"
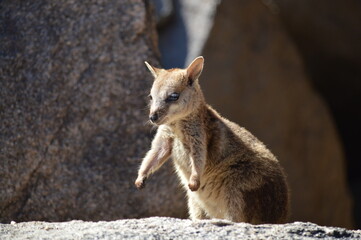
[{"x1": 135, "y1": 56, "x2": 289, "y2": 224}]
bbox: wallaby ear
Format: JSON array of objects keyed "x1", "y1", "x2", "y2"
[
  {"x1": 186, "y1": 56, "x2": 204, "y2": 85},
  {"x1": 144, "y1": 61, "x2": 161, "y2": 78}
]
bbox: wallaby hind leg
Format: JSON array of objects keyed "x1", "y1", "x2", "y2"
[
  {"x1": 222, "y1": 190, "x2": 248, "y2": 223},
  {"x1": 188, "y1": 195, "x2": 209, "y2": 220}
]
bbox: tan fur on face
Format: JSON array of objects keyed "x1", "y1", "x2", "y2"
[
  {"x1": 136, "y1": 56, "x2": 289, "y2": 224},
  {"x1": 149, "y1": 68, "x2": 202, "y2": 125}
]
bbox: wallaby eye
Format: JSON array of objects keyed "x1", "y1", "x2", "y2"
[
  {"x1": 165, "y1": 92, "x2": 179, "y2": 103},
  {"x1": 148, "y1": 95, "x2": 153, "y2": 100}
]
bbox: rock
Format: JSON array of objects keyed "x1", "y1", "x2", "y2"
[
  {"x1": 152, "y1": 0, "x2": 175, "y2": 29},
  {"x1": 156, "y1": 0, "x2": 219, "y2": 68},
  {"x1": 272, "y1": 0, "x2": 361, "y2": 228},
  {"x1": 201, "y1": 0, "x2": 353, "y2": 228},
  {"x1": 272, "y1": 0, "x2": 361, "y2": 76},
  {"x1": 0, "y1": 1, "x2": 186, "y2": 222},
  {"x1": 1, "y1": 217, "x2": 360, "y2": 239}
]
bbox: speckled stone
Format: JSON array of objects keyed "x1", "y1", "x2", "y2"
[
  {"x1": 0, "y1": 0, "x2": 186, "y2": 222},
  {"x1": 0, "y1": 217, "x2": 360, "y2": 240}
]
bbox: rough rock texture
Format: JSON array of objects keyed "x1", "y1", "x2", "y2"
[
  {"x1": 273, "y1": 0, "x2": 361, "y2": 228},
  {"x1": 0, "y1": 0, "x2": 186, "y2": 222},
  {"x1": 1, "y1": 217, "x2": 360, "y2": 240},
  {"x1": 201, "y1": 0, "x2": 353, "y2": 228}
]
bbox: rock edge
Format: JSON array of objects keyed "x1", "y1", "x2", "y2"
[{"x1": 1, "y1": 217, "x2": 360, "y2": 240}]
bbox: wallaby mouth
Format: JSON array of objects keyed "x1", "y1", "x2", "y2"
[{"x1": 150, "y1": 117, "x2": 168, "y2": 126}]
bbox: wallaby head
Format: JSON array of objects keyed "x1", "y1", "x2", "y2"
[{"x1": 144, "y1": 56, "x2": 204, "y2": 125}]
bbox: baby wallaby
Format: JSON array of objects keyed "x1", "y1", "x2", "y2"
[{"x1": 135, "y1": 56, "x2": 289, "y2": 224}]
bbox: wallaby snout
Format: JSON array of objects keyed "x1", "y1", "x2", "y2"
[{"x1": 149, "y1": 112, "x2": 159, "y2": 123}]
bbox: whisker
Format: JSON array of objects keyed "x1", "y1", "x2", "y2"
[
  {"x1": 132, "y1": 105, "x2": 150, "y2": 112},
  {"x1": 151, "y1": 125, "x2": 157, "y2": 132},
  {"x1": 143, "y1": 120, "x2": 152, "y2": 127}
]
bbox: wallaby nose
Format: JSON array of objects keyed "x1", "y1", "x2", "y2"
[{"x1": 149, "y1": 113, "x2": 159, "y2": 123}]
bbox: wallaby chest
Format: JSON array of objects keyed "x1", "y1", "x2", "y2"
[{"x1": 172, "y1": 135, "x2": 192, "y2": 178}]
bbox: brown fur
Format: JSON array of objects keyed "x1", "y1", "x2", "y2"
[{"x1": 136, "y1": 57, "x2": 289, "y2": 224}]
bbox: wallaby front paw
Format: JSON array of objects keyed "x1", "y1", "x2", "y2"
[
  {"x1": 188, "y1": 177, "x2": 200, "y2": 191},
  {"x1": 135, "y1": 176, "x2": 147, "y2": 189}
]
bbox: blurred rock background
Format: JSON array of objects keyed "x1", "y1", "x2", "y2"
[{"x1": 0, "y1": 0, "x2": 360, "y2": 229}]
